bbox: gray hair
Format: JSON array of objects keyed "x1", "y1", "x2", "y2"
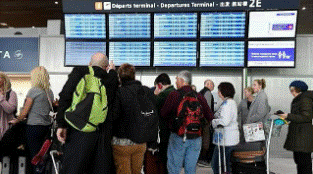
[{"x1": 177, "y1": 70, "x2": 192, "y2": 85}]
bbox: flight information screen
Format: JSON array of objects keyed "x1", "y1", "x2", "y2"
[
  {"x1": 65, "y1": 14, "x2": 106, "y2": 39},
  {"x1": 200, "y1": 41, "x2": 245, "y2": 67},
  {"x1": 109, "y1": 42, "x2": 150, "y2": 66},
  {"x1": 65, "y1": 42, "x2": 106, "y2": 66},
  {"x1": 109, "y1": 14, "x2": 150, "y2": 39},
  {"x1": 154, "y1": 42, "x2": 197, "y2": 67},
  {"x1": 249, "y1": 11, "x2": 297, "y2": 38},
  {"x1": 200, "y1": 12, "x2": 246, "y2": 38},
  {"x1": 154, "y1": 13, "x2": 197, "y2": 39},
  {"x1": 247, "y1": 41, "x2": 295, "y2": 67}
]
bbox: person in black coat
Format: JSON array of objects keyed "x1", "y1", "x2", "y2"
[
  {"x1": 56, "y1": 53, "x2": 119, "y2": 174},
  {"x1": 279, "y1": 80, "x2": 313, "y2": 174},
  {"x1": 112, "y1": 63, "x2": 158, "y2": 174}
]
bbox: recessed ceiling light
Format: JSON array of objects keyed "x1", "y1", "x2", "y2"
[
  {"x1": 0, "y1": 23, "x2": 8, "y2": 26},
  {"x1": 55, "y1": 1, "x2": 59, "y2": 5},
  {"x1": 302, "y1": 7, "x2": 306, "y2": 10}
]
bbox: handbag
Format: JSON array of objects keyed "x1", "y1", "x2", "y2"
[
  {"x1": 31, "y1": 91, "x2": 56, "y2": 166},
  {"x1": 242, "y1": 122, "x2": 266, "y2": 142}
]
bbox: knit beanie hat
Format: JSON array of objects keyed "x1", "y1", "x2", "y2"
[{"x1": 289, "y1": 80, "x2": 308, "y2": 92}]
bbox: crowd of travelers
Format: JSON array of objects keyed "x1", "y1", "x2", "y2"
[{"x1": 0, "y1": 52, "x2": 312, "y2": 174}]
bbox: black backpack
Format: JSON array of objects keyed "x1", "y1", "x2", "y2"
[{"x1": 127, "y1": 86, "x2": 158, "y2": 143}]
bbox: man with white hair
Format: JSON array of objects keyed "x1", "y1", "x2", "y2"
[
  {"x1": 56, "y1": 53, "x2": 119, "y2": 174},
  {"x1": 161, "y1": 70, "x2": 214, "y2": 174},
  {"x1": 198, "y1": 79, "x2": 215, "y2": 167}
]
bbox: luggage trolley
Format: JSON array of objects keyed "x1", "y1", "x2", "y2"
[{"x1": 232, "y1": 116, "x2": 285, "y2": 174}]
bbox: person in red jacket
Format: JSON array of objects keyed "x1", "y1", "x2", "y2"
[{"x1": 161, "y1": 70, "x2": 214, "y2": 174}]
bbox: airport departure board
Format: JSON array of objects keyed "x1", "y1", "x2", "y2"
[
  {"x1": 200, "y1": 41, "x2": 245, "y2": 67},
  {"x1": 200, "y1": 12, "x2": 246, "y2": 38},
  {"x1": 65, "y1": 14, "x2": 106, "y2": 39},
  {"x1": 154, "y1": 13, "x2": 197, "y2": 39},
  {"x1": 109, "y1": 42, "x2": 150, "y2": 66},
  {"x1": 65, "y1": 42, "x2": 106, "y2": 66},
  {"x1": 64, "y1": 9, "x2": 297, "y2": 68},
  {"x1": 109, "y1": 13, "x2": 151, "y2": 39},
  {"x1": 154, "y1": 42, "x2": 197, "y2": 67}
]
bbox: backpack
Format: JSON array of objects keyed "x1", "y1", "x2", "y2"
[
  {"x1": 65, "y1": 66, "x2": 108, "y2": 132},
  {"x1": 174, "y1": 90, "x2": 205, "y2": 139},
  {"x1": 125, "y1": 85, "x2": 158, "y2": 143}
]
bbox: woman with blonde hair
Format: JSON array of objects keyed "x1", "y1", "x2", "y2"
[
  {"x1": 0, "y1": 72, "x2": 18, "y2": 140},
  {"x1": 10, "y1": 66, "x2": 54, "y2": 174}
]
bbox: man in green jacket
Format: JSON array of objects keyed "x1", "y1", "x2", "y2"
[{"x1": 145, "y1": 73, "x2": 175, "y2": 174}]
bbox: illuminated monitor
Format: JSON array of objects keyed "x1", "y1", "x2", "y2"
[
  {"x1": 109, "y1": 14, "x2": 150, "y2": 39},
  {"x1": 247, "y1": 41, "x2": 295, "y2": 67},
  {"x1": 65, "y1": 41, "x2": 106, "y2": 66},
  {"x1": 200, "y1": 41, "x2": 245, "y2": 67},
  {"x1": 154, "y1": 42, "x2": 197, "y2": 67},
  {"x1": 154, "y1": 13, "x2": 197, "y2": 39},
  {"x1": 65, "y1": 14, "x2": 106, "y2": 39},
  {"x1": 249, "y1": 10, "x2": 297, "y2": 38},
  {"x1": 200, "y1": 12, "x2": 246, "y2": 38},
  {"x1": 109, "y1": 42, "x2": 150, "y2": 66}
]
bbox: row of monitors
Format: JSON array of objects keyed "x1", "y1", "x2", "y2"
[
  {"x1": 65, "y1": 10, "x2": 297, "y2": 39},
  {"x1": 65, "y1": 40, "x2": 295, "y2": 68}
]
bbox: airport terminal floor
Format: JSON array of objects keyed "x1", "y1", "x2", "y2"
[{"x1": 193, "y1": 158, "x2": 299, "y2": 174}]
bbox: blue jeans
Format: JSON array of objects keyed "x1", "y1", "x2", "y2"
[
  {"x1": 211, "y1": 146, "x2": 234, "y2": 174},
  {"x1": 167, "y1": 133, "x2": 202, "y2": 174}
]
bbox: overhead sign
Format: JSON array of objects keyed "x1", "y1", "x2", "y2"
[
  {"x1": 63, "y1": 0, "x2": 299, "y2": 13},
  {"x1": 0, "y1": 37, "x2": 39, "y2": 73}
]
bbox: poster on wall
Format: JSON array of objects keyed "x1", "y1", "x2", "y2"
[{"x1": 0, "y1": 37, "x2": 39, "y2": 73}]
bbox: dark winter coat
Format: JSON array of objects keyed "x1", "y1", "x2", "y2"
[
  {"x1": 112, "y1": 80, "x2": 158, "y2": 144},
  {"x1": 284, "y1": 91, "x2": 313, "y2": 153}
]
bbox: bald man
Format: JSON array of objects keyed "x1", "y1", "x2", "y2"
[
  {"x1": 198, "y1": 79, "x2": 215, "y2": 167},
  {"x1": 56, "y1": 53, "x2": 119, "y2": 174}
]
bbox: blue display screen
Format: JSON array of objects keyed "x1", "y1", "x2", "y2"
[
  {"x1": 65, "y1": 42, "x2": 106, "y2": 66},
  {"x1": 109, "y1": 42, "x2": 150, "y2": 66},
  {"x1": 200, "y1": 41, "x2": 244, "y2": 67},
  {"x1": 200, "y1": 12, "x2": 246, "y2": 38},
  {"x1": 109, "y1": 14, "x2": 150, "y2": 39},
  {"x1": 154, "y1": 13, "x2": 197, "y2": 39},
  {"x1": 154, "y1": 42, "x2": 197, "y2": 67},
  {"x1": 247, "y1": 41, "x2": 295, "y2": 67},
  {"x1": 65, "y1": 14, "x2": 106, "y2": 39}
]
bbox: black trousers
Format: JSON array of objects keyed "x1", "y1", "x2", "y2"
[
  {"x1": 293, "y1": 151, "x2": 312, "y2": 174},
  {"x1": 61, "y1": 124, "x2": 115, "y2": 174},
  {"x1": 26, "y1": 125, "x2": 51, "y2": 174}
]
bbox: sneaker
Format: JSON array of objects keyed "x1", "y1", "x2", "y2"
[{"x1": 197, "y1": 160, "x2": 211, "y2": 168}]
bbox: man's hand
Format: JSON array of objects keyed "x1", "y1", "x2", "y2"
[
  {"x1": 107, "y1": 60, "x2": 115, "y2": 71},
  {"x1": 154, "y1": 87, "x2": 162, "y2": 95},
  {"x1": 57, "y1": 128, "x2": 67, "y2": 144}
]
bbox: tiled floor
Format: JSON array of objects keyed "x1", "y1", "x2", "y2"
[{"x1": 181, "y1": 158, "x2": 308, "y2": 174}]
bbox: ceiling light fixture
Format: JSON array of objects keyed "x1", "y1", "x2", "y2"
[
  {"x1": 32, "y1": 26, "x2": 35, "y2": 28},
  {"x1": 0, "y1": 23, "x2": 8, "y2": 26},
  {"x1": 55, "y1": 1, "x2": 59, "y2": 5},
  {"x1": 302, "y1": 7, "x2": 306, "y2": 10}
]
